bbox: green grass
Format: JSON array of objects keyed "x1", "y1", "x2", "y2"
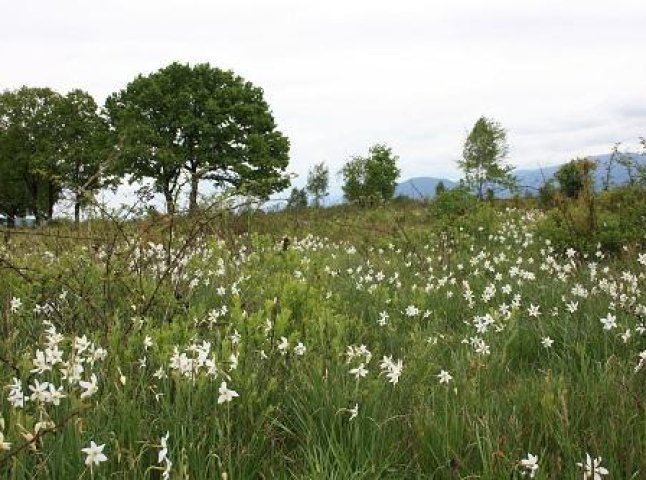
[{"x1": 0, "y1": 203, "x2": 644, "y2": 478}]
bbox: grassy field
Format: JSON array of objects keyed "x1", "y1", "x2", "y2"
[{"x1": 0, "y1": 201, "x2": 645, "y2": 478}]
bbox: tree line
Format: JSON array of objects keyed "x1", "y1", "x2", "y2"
[
  {"x1": 289, "y1": 116, "x2": 517, "y2": 209},
  {"x1": 0, "y1": 62, "x2": 290, "y2": 224},
  {"x1": 3, "y1": 60, "x2": 642, "y2": 223}
]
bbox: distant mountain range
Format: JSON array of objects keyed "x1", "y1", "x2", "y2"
[
  {"x1": 393, "y1": 153, "x2": 646, "y2": 200},
  {"x1": 394, "y1": 177, "x2": 457, "y2": 198}
]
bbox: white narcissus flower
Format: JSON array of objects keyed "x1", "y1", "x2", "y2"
[
  {"x1": 519, "y1": 453, "x2": 539, "y2": 478},
  {"x1": 217, "y1": 382, "x2": 239, "y2": 404},
  {"x1": 541, "y1": 337, "x2": 554, "y2": 349},
  {"x1": 405, "y1": 305, "x2": 419, "y2": 317},
  {"x1": 28, "y1": 380, "x2": 51, "y2": 403},
  {"x1": 31, "y1": 350, "x2": 51, "y2": 374},
  {"x1": 294, "y1": 342, "x2": 306, "y2": 356},
  {"x1": 7, "y1": 377, "x2": 27, "y2": 408},
  {"x1": 79, "y1": 374, "x2": 98, "y2": 399},
  {"x1": 349, "y1": 403, "x2": 359, "y2": 421},
  {"x1": 10, "y1": 297, "x2": 22, "y2": 313},
  {"x1": 380, "y1": 356, "x2": 403, "y2": 385},
  {"x1": 277, "y1": 337, "x2": 289, "y2": 355},
  {"x1": 74, "y1": 335, "x2": 91, "y2": 354},
  {"x1": 527, "y1": 304, "x2": 541, "y2": 318},
  {"x1": 349, "y1": 363, "x2": 368, "y2": 380},
  {"x1": 577, "y1": 453, "x2": 609, "y2": 480},
  {"x1": 600, "y1": 313, "x2": 617, "y2": 331},
  {"x1": 47, "y1": 383, "x2": 66, "y2": 405},
  {"x1": 437, "y1": 370, "x2": 453, "y2": 384},
  {"x1": 0, "y1": 431, "x2": 11, "y2": 451},
  {"x1": 81, "y1": 441, "x2": 107, "y2": 467},
  {"x1": 158, "y1": 431, "x2": 169, "y2": 464}
]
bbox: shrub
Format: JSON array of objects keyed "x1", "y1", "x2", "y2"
[{"x1": 430, "y1": 187, "x2": 478, "y2": 219}]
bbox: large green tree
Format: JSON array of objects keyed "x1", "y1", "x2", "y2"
[
  {"x1": 0, "y1": 87, "x2": 113, "y2": 223},
  {"x1": 105, "y1": 62, "x2": 290, "y2": 214},
  {"x1": 341, "y1": 144, "x2": 400, "y2": 206},
  {"x1": 0, "y1": 87, "x2": 64, "y2": 221},
  {"x1": 459, "y1": 116, "x2": 516, "y2": 200},
  {"x1": 58, "y1": 90, "x2": 114, "y2": 224}
]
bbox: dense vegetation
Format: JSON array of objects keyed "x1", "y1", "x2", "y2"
[{"x1": 0, "y1": 188, "x2": 644, "y2": 478}]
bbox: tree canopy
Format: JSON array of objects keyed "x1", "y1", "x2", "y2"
[
  {"x1": 555, "y1": 158, "x2": 596, "y2": 199},
  {"x1": 58, "y1": 89, "x2": 114, "y2": 223},
  {"x1": 286, "y1": 187, "x2": 308, "y2": 209},
  {"x1": 0, "y1": 87, "x2": 65, "y2": 221},
  {"x1": 0, "y1": 87, "x2": 112, "y2": 223},
  {"x1": 458, "y1": 116, "x2": 516, "y2": 200},
  {"x1": 105, "y1": 62, "x2": 290, "y2": 214},
  {"x1": 306, "y1": 161, "x2": 329, "y2": 207},
  {"x1": 341, "y1": 144, "x2": 400, "y2": 206}
]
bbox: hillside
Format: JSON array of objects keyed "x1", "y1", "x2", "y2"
[
  {"x1": 390, "y1": 153, "x2": 646, "y2": 199},
  {"x1": 394, "y1": 177, "x2": 458, "y2": 199}
]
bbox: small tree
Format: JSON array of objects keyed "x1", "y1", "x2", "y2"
[
  {"x1": 341, "y1": 144, "x2": 400, "y2": 206},
  {"x1": 459, "y1": 116, "x2": 516, "y2": 199},
  {"x1": 306, "y1": 161, "x2": 329, "y2": 207},
  {"x1": 286, "y1": 187, "x2": 308, "y2": 209},
  {"x1": 435, "y1": 181, "x2": 446, "y2": 197},
  {"x1": 615, "y1": 140, "x2": 646, "y2": 187},
  {"x1": 555, "y1": 158, "x2": 596, "y2": 199}
]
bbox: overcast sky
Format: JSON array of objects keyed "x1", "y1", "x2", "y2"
[{"x1": 2, "y1": 0, "x2": 646, "y2": 197}]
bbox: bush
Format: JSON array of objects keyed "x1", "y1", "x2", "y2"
[
  {"x1": 430, "y1": 187, "x2": 478, "y2": 219},
  {"x1": 536, "y1": 185, "x2": 646, "y2": 253}
]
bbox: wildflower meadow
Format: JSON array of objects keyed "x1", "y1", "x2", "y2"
[{"x1": 0, "y1": 201, "x2": 645, "y2": 479}]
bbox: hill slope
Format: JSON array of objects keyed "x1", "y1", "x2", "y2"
[{"x1": 391, "y1": 153, "x2": 645, "y2": 199}]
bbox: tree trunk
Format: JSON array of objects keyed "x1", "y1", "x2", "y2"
[
  {"x1": 28, "y1": 181, "x2": 39, "y2": 223},
  {"x1": 164, "y1": 188, "x2": 175, "y2": 216},
  {"x1": 188, "y1": 171, "x2": 199, "y2": 213},
  {"x1": 477, "y1": 180, "x2": 484, "y2": 201},
  {"x1": 74, "y1": 196, "x2": 81, "y2": 226},
  {"x1": 47, "y1": 182, "x2": 56, "y2": 221}
]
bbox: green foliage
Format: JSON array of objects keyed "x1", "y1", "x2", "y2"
[
  {"x1": 430, "y1": 186, "x2": 478, "y2": 219},
  {"x1": 306, "y1": 161, "x2": 329, "y2": 207},
  {"x1": 1, "y1": 203, "x2": 645, "y2": 478},
  {"x1": 286, "y1": 187, "x2": 308, "y2": 209},
  {"x1": 341, "y1": 144, "x2": 400, "y2": 206},
  {"x1": 538, "y1": 179, "x2": 558, "y2": 209},
  {"x1": 0, "y1": 87, "x2": 112, "y2": 223},
  {"x1": 0, "y1": 87, "x2": 64, "y2": 220},
  {"x1": 536, "y1": 184, "x2": 646, "y2": 253},
  {"x1": 555, "y1": 158, "x2": 596, "y2": 199},
  {"x1": 434, "y1": 180, "x2": 446, "y2": 196},
  {"x1": 58, "y1": 89, "x2": 114, "y2": 223},
  {"x1": 458, "y1": 116, "x2": 516, "y2": 199},
  {"x1": 609, "y1": 142, "x2": 646, "y2": 188},
  {"x1": 105, "y1": 62, "x2": 290, "y2": 214}
]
